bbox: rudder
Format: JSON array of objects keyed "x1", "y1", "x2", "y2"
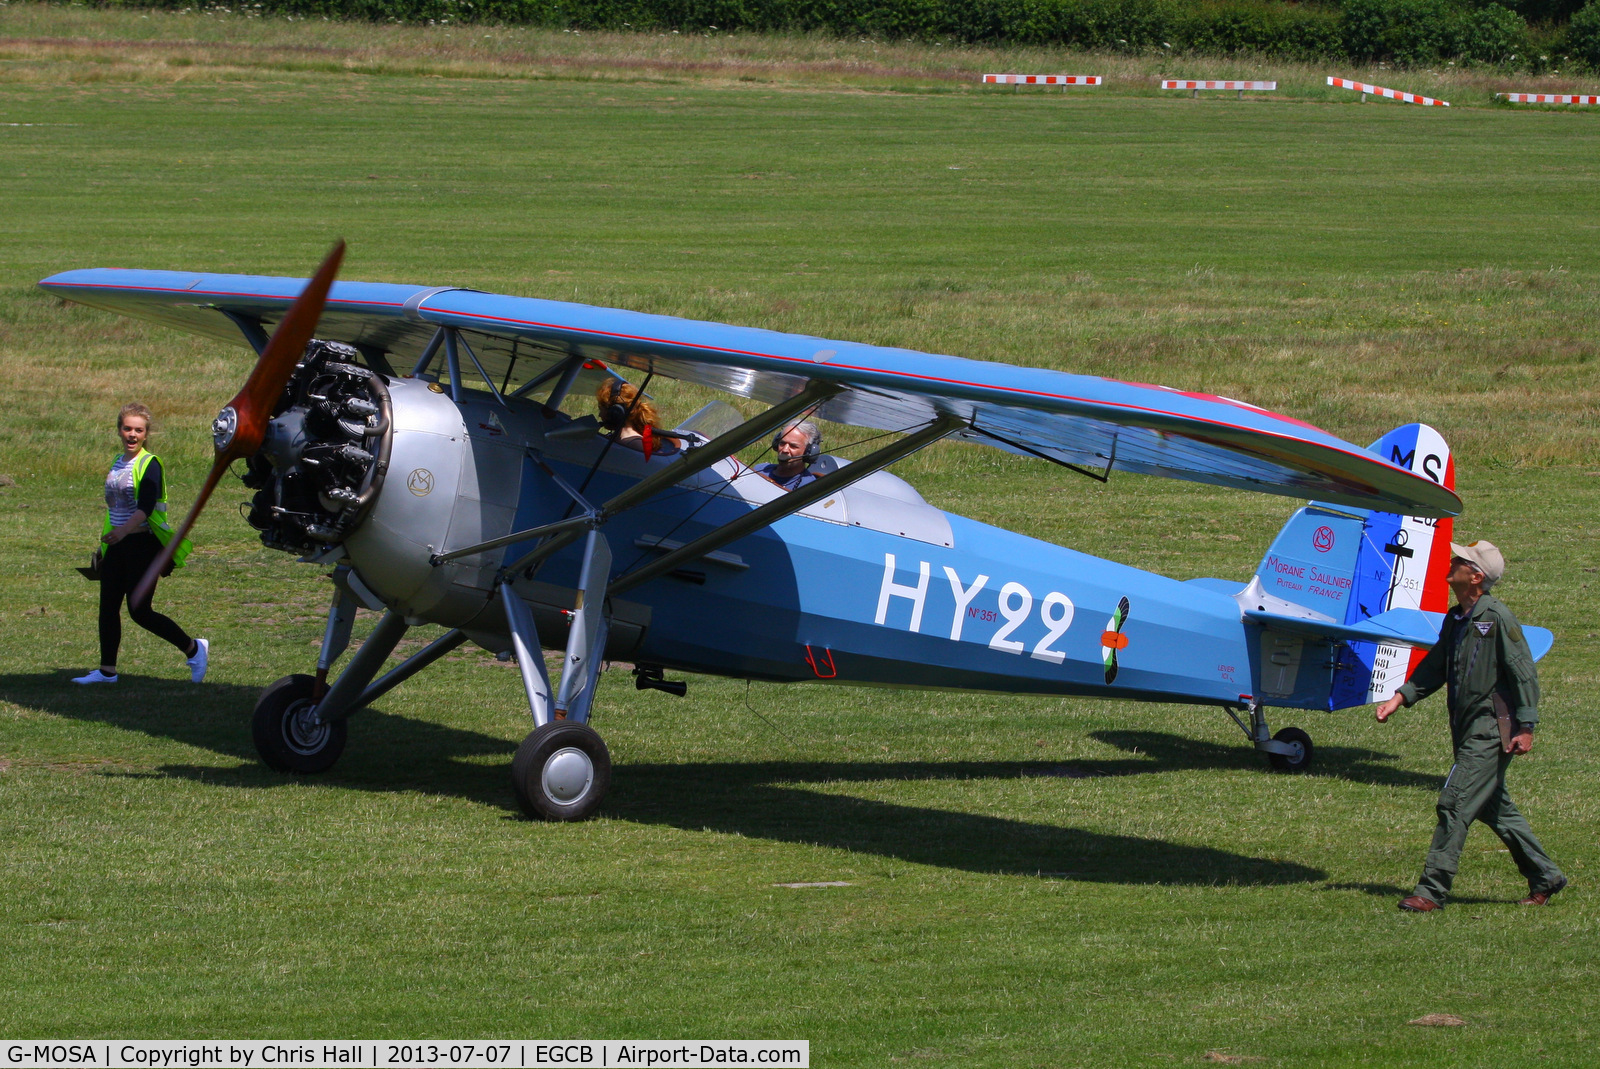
[
  {"x1": 1327, "y1": 424, "x2": 1454, "y2": 709},
  {"x1": 1245, "y1": 424, "x2": 1454, "y2": 711}
]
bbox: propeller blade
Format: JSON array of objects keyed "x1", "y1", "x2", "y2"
[
  {"x1": 130, "y1": 240, "x2": 346, "y2": 607},
  {"x1": 129, "y1": 452, "x2": 231, "y2": 608},
  {"x1": 213, "y1": 240, "x2": 346, "y2": 465}
]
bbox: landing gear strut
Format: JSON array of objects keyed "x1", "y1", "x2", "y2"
[
  {"x1": 1226, "y1": 700, "x2": 1314, "y2": 774},
  {"x1": 501, "y1": 529, "x2": 617, "y2": 820}
]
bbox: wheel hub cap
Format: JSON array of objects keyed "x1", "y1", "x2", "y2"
[
  {"x1": 286, "y1": 702, "x2": 330, "y2": 755},
  {"x1": 542, "y1": 747, "x2": 595, "y2": 804}
]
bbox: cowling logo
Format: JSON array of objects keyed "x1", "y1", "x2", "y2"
[
  {"x1": 407, "y1": 468, "x2": 435, "y2": 497},
  {"x1": 1312, "y1": 526, "x2": 1336, "y2": 553}
]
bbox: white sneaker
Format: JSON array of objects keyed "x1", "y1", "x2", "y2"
[
  {"x1": 72, "y1": 669, "x2": 118, "y2": 685},
  {"x1": 187, "y1": 638, "x2": 210, "y2": 683}
]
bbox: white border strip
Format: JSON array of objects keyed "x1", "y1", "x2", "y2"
[
  {"x1": 2, "y1": 1042, "x2": 809, "y2": 1069},
  {"x1": 1327, "y1": 76, "x2": 1449, "y2": 107}
]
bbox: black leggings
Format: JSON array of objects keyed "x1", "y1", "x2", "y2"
[{"x1": 98, "y1": 532, "x2": 193, "y2": 669}]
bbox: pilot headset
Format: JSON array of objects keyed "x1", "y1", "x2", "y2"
[{"x1": 773, "y1": 422, "x2": 821, "y2": 461}]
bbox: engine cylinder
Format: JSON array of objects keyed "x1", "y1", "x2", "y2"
[{"x1": 244, "y1": 341, "x2": 393, "y2": 553}]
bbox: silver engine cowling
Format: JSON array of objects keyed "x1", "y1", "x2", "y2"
[{"x1": 244, "y1": 340, "x2": 514, "y2": 625}]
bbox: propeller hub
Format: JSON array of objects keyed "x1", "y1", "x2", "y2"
[{"x1": 213, "y1": 405, "x2": 239, "y2": 451}]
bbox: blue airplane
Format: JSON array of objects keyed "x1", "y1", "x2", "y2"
[{"x1": 40, "y1": 247, "x2": 1548, "y2": 820}]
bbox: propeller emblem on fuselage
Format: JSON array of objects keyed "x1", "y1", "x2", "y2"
[{"x1": 1100, "y1": 596, "x2": 1132, "y2": 684}]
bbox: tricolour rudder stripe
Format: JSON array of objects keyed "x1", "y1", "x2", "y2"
[{"x1": 1326, "y1": 424, "x2": 1454, "y2": 709}]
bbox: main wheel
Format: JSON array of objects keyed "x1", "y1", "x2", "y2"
[
  {"x1": 1267, "y1": 726, "x2": 1313, "y2": 773},
  {"x1": 252, "y1": 673, "x2": 348, "y2": 774},
  {"x1": 511, "y1": 721, "x2": 611, "y2": 821}
]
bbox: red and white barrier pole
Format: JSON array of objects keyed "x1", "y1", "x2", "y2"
[
  {"x1": 982, "y1": 74, "x2": 1102, "y2": 92},
  {"x1": 1161, "y1": 80, "x2": 1277, "y2": 99},
  {"x1": 1327, "y1": 76, "x2": 1449, "y2": 107},
  {"x1": 1497, "y1": 93, "x2": 1600, "y2": 105}
]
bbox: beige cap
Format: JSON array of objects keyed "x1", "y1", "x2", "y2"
[{"x1": 1450, "y1": 540, "x2": 1505, "y2": 589}]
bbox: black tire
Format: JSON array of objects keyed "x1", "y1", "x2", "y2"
[
  {"x1": 252, "y1": 673, "x2": 347, "y2": 774},
  {"x1": 511, "y1": 721, "x2": 611, "y2": 821},
  {"x1": 1267, "y1": 726, "x2": 1313, "y2": 773}
]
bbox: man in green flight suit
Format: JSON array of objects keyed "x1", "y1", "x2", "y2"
[{"x1": 1374, "y1": 540, "x2": 1566, "y2": 912}]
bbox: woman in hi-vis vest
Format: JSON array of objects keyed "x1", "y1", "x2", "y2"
[{"x1": 73, "y1": 402, "x2": 208, "y2": 685}]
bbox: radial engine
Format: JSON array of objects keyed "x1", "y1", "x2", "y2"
[{"x1": 242, "y1": 341, "x2": 393, "y2": 554}]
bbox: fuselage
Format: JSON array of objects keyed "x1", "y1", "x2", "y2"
[{"x1": 330, "y1": 380, "x2": 1258, "y2": 710}]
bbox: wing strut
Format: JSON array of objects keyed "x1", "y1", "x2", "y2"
[
  {"x1": 452, "y1": 330, "x2": 508, "y2": 408},
  {"x1": 443, "y1": 329, "x2": 465, "y2": 403},
  {"x1": 411, "y1": 328, "x2": 446, "y2": 378},
  {"x1": 510, "y1": 353, "x2": 580, "y2": 401},
  {"x1": 609, "y1": 414, "x2": 966, "y2": 596},
  {"x1": 220, "y1": 310, "x2": 270, "y2": 356},
  {"x1": 539, "y1": 354, "x2": 588, "y2": 408},
  {"x1": 967, "y1": 423, "x2": 1119, "y2": 484},
  {"x1": 464, "y1": 381, "x2": 843, "y2": 581}
]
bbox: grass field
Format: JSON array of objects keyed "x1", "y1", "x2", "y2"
[{"x1": 2, "y1": 5, "x2": 1598, "y2": 1065}]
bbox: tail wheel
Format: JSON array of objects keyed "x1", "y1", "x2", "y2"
[
  {"x1": 1267, "y1": 726, "x2": 1313, "y2": 773},
  {"x1": 253, "y1": 673, "x2": 348, "y2": 774},
  {"x1": 511, "y1": 721, "x2": 611, "y2": 821}
]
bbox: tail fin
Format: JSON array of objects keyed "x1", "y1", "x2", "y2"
[
  {"x1": 1246, "y1": 424, "x2": 1454, "y2": 710},
  {"x1": 1328, "y1": 424, "x2": 1454, "y2": 708}
]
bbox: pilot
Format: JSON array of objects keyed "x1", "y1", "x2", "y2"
[
  {"x1": 596, "y1": 379, "x2": 682, "y2": 461},
  {"x1": 1373, "y1": 540, "x2": 1566, "y2": 912},
  {"x1": 756, "y1": 421, "x2": 822, "y2": 492},
  {"x1": 73, "y1": 402, "x2": 208, "y2": 686}
]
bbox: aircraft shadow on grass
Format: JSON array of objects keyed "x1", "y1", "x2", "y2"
[
  {"x1": 6, "y1": 669, "x2": 1454, "y2": 886},
  {"x1": 607, "y1": 762, "x2": 1326, "y2": 886},
  {"x1": 6, "y1": 671, "x2": 517, "y2": 807},
  {"x1": 1089, "y1": 730, "x2": 1445, "y2": 792}
]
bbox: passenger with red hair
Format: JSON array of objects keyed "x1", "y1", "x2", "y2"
[{"x1": 595, "y1": 379, "x2": 683, "y2": 461}]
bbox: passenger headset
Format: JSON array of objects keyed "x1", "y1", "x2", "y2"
[
  {"x1": 773, "y1": 423, "x2": 821, "y2": 462},
  {"x1": 600, "y1": 379, "x2": 633, "y2": 431}
]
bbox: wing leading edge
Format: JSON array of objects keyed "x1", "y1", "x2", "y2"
[{"x1": 39, "y1": 268, "x2": 1462, "y2": 518}]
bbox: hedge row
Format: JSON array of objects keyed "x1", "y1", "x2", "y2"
[{"x1": 97, "y1": 0, "x2": 1600, "y2": 69}]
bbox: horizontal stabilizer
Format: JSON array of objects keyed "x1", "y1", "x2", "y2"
[
  {"x1": 1244, "y1": 605, "x2": 1442, "y2": 648},
  {"x1": 1244, "y1": 604, "x2": 1553, "y2": 662}
]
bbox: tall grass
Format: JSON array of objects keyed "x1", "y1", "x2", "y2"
[{"x1": 5, "y1": 2, "x2": 1600, "y2": 95}]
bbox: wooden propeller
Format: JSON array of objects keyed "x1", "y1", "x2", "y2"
[{"x1": 132, "y1": 241, "x2": 346, "y2": 607}]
